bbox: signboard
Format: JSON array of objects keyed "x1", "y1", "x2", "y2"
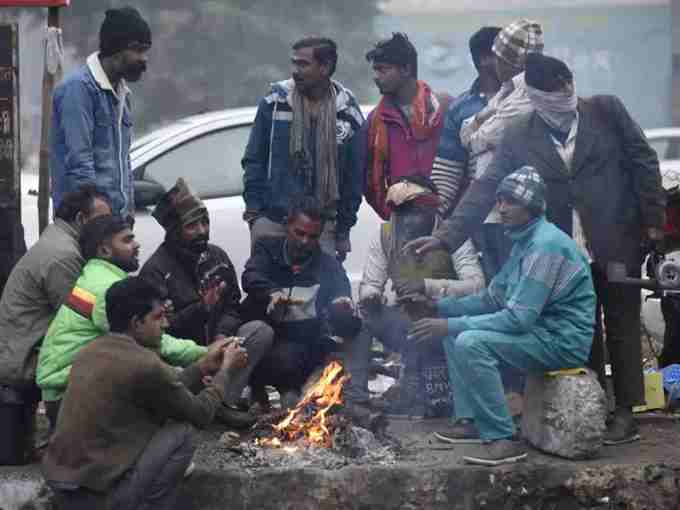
[
  {"x1": 0, "y1": 22, "x2": 22, "y2": 296},
  {"x1": 0, "y1": 23, "x2": 17, "y2": 209},
  {"x1": 0, "y1": 1, "x2": 68, "y2": 6}
]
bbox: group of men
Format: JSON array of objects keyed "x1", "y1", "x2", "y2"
[{"x1": 0, "y1": 5, "x2": 668, "y2": 508}]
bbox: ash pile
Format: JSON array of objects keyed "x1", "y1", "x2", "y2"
[{"x1": 193, "y1": 361, "x2": 400, "y2": 472}]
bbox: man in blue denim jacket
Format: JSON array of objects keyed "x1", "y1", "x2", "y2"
[
  {"x1": 241, "y1": 36, "x2": 364, "y2": 261},
  {"x1": 50, "y1": 7, "x2": 151, "y2": 218}
]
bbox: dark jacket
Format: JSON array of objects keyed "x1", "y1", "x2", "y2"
[
  {"x1": 435, "y1": 95, "x2": 665, "y2": 270},
  {"x1": 139, "y1": 243, "x2": 242, "y2": 345},
  {"x1": 42, "y1": 333, "x2": 223, "y2": 492},
  {"x1": 241, "y1": 237, "x2": 351, "y2": 343},
  {"x1": 241, "y1": 79, "x2": 364, "y2": 239}
]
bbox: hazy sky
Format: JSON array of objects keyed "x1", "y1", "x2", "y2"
[{"x1": 382, "y1": 0, "x2": 668, "y2": 12}]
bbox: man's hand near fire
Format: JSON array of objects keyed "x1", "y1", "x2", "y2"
[
  {"x1": 202, "y1": 341, "x2": 248, "y2": 388},
  {"x1": 328, "y1": 297, "x2": 362, "y2": 339},
  {"x1": 266, "y1": 290, "x2": 305, "y2": 320},
  {"x1": 199, "y1": 280, "x2": 226, "y2": 311},
  {"x1": 408, "y1": 318, "x2": 449, "y2": 345}
]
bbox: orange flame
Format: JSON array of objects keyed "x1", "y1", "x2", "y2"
[{"x1": 259, "y1": 361, "x2": 349, "y2": 448}]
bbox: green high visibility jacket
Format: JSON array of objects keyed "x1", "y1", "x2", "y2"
[{"x1": 36, "y1": 258, "x2": 207, "y2": 402}]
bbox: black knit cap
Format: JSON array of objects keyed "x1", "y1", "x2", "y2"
[
  {"x1": 525, "y1": 53, "x2": 573, "y2": 92},
  {"x1": 99, "y1": 7, "x2": 152, "y2": 58}
]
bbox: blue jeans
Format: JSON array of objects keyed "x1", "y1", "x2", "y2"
[{"x1": 445, "y1": 329, "x2": 580, "y2": 440}]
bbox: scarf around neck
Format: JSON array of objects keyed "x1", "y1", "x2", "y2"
[
  {"x1": 289, "y1": 84, "x2": 339, "y2": 211},
  {"x1": 526, "y1": 84, "x2": 577, "y2": 134},
  {"x1": 366, "y1": 80, "x2": 446, "y2": 220}
]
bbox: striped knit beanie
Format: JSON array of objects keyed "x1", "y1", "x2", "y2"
[
  {"x1": 492, "y1": 19, "x2": 544, "y2": 69},
  {"x1": 496, "y1": 166, "x2": 546, "y2": 216}
]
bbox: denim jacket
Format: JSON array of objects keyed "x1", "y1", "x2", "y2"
[
  {"x1": 241, "y1": 79, "x2": 364, "y2": 239},
  {"x1": 50, "y1": 53, "x2": 134, "y2": 217}
]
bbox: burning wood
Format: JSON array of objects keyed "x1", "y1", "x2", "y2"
[{"x1": 257, "y1": 361, "x2": 349, "y2": 448}]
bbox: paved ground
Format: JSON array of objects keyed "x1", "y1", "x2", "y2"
[{"x1": 2, "y1": 414, "x2": 679, "y2": 509}]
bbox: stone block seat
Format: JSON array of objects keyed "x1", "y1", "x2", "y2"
[{"x1": 521, "y1": 367, "x2": 607, "y2": 459}]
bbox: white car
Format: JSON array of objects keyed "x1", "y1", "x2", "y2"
[{"x1": 22, "y1": 107, "x2": 380, "y2": 293}]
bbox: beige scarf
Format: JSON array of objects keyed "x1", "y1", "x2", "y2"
[{"x1": 289, "y1": 84, "x2": 339, "y2": 211}]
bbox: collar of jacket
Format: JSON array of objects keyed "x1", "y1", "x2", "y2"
[
  {"x1": 86, "y1": 52, "x2": 131, "y2": 100},
  {"x1": 265, "y1": 78, "x2": 364, "y2": 126},
  {"x1": 54, "y1": 218, "x2": 81, "y2": 243},
  {"x1": 505, "y1": 215, "x2": 544, "y2": 242},
  {"x1": 85, "y1": 257, "x2": 129, "y2": 278}
]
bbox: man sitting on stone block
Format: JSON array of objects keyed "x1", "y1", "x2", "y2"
[
  {"x1": 43, "y1": 276, "x2": 248, "y2": 509},
  {"x1": 409, "y1": 166, "x2": 596, "y2": 466}
]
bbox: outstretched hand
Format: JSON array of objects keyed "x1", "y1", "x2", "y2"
[
  {"x1": 200, "y1": 281, "x2": 226, "y2": 309},
  {"x1": 408, "y1": 318, "x2": 449, "y2": 345},
  {"x1": 402, "y1": 236, "x2": 446, "y2": 258}
]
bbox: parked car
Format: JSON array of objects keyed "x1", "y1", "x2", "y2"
[{"x1": 22, "y1": 107, "x2": 380, "y2": 294}]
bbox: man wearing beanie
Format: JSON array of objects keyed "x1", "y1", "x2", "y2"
[
  {"x1": 140, "y1": 178, "x2": 274, "y2": 428},
  {"x1": 410, "y1": 166, "x2": 595, "y2": 466},
  {"x1": 50, "y1": 7, "x2": 152, "y2": 218},
  {"x1": 409, "y1": 53, "x2": 665, "y2": 445},
  {"x1": 431, "y1": 26, "x2": 501, "y2": 218},
  {"x1": 460, "y1": 19, "x2": 543, "y2": 185}
]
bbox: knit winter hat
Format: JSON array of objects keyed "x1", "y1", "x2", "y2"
[
  {"x1": 496, "y1": 166, "x2": 546, "y2": 216},
  {"x1": 492, "y1": 19, "x2": 544, "y2": 69},
  {"x1": 386, "y1": 176, "x2": 439, "y2": 210},
  {"x1": 99, "y1": 7, "x2": 152, "y2": 58},
  {"x1": 152, "y1": 178, "x2": 207, "y2": 232}
]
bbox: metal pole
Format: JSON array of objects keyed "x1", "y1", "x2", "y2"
[{"x1": 37, "y1": 6, "x2": 59, "y2": 234}]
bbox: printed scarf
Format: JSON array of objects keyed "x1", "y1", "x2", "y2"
[
  {"x1": 289, "y1": 84, "x2": 339, "y2": 211},
  {"x1": 366, "y1": 80, "x2": 445, "y2": 220}
]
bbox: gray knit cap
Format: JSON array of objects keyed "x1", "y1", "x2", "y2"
[{"x1": 496, "y1": 166, "x2": 546, "y2": 215}]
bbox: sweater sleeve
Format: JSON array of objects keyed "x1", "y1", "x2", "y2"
[
  {"x1": 424, "y1": 239, "x2": 485, "y2": 299},
  {"x1": 434, "y1": 131, "x2": 516, "y2": 253},
  {"x1": 159, "y1": 334, "x2": 207, "y2": 367},
  {"x1": 358, "y1": 229, "x2": 388, "y2": 302},
  {"x1": 141, "y1": 362, "x2": 223, "y2": 428},
  {"x1": 445, "y1": 249, "x2": 563, "y2": 335}
]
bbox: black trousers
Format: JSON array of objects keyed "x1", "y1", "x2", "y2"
[
  {"x1": 659, "y1": 295, "x2": 680, "y2": 367},
  {"x1": 250, "y1": 336, "x2": 338, "y2": 395},
  {"x1": 588, "y1": 264, "x2": 645, "y2": 408}
]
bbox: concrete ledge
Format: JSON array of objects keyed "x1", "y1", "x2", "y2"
[{"x1": 2, "y1": 420, "x2": 680, "y2": 510}]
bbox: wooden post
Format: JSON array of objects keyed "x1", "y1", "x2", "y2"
[
  {"x1": 0, "y1": 23, "x2": 22, "y2": 296},
  {"x1": 37, "y1": 6, "x2": 59, "y2": 233}
]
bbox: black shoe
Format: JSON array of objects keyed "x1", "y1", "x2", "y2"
[
  {"x1": 462, "y1": 438, "x2": 528, "y2": 466},
  {"x1": 434, "y1": 419, "x2": 483, "y2": 444},
  {"x1": 603, "y1": 410, "x2": 640, "y2": 445},
  {"x1": 214, "y1": 404, "x2": 256, "y2": 429}
]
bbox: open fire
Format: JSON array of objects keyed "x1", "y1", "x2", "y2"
[{"x1": 257, "y1": 361, "x2": 349, "y2": 448}]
